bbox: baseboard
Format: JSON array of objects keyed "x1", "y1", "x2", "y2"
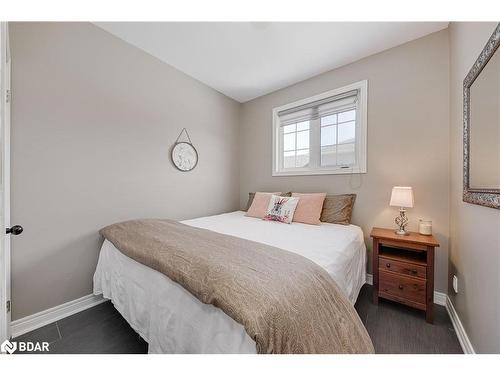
[
  {"x1": 433, "y1": 291, "x2": 447, "y2": 306},
  {"x1": 446, "y1": 296, "x2": 475, "y2": 354},
  {"x1": 11, "y1": 294, "x2": 107, "y2": 338},
  {"x1": 365, "y1": 274, "x2": 446, "y2": 306}
]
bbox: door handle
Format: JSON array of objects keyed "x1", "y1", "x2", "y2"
[{"x1": 6, "y1": 225, "x2": 23, "y2": 235}]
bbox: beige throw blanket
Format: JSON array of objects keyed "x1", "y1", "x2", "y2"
[{"x1": 100, "y1": 219, "x2": 374, "y2": 354}]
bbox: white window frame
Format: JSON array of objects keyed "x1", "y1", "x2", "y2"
[{"x1": 272, "y1": 80, "x2": 368, "y2": 176}]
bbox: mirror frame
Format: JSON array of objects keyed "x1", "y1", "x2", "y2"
[{"x1": 463, "y1": 23, "x2": 500, "y2": 209}]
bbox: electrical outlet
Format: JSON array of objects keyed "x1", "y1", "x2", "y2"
[{"x1": 453, "y1": 275, "x2": 458, "y2": 293}]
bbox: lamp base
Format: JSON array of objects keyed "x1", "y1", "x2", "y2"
[{"x1": 394, "y1": 208, "x2": 410, "y2": 236}]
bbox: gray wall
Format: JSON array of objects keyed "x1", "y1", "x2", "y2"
[
  {"x1": 448, "y1": 22, "x2": 500, "y2": 353},
  {"x1": 239, "y1": 30, "x2": 450, "y2": 292},
  {"x1": 9, "y1": 22, "x2": 240, "y2": 320}
]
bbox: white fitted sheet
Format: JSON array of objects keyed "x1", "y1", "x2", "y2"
[{"x1": 93, "y1": 211, "x2": 367, "y2": 353}]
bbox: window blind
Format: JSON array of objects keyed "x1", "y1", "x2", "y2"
[{"x1": 278, "y1": 89, "x2": 358, "y2": 126}]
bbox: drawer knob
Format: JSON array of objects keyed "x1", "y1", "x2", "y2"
[
  {"x1": 404, "y1": 268, "x2": 418, "y2": 275},
  {"x1": 404, "y1": 268, "x2": 418, "y2": 274},
  {"x1": 386, "y1": 263, "x2": 391, "y2": 268},
  {"x1": 398, "y1": 285, "x2": 404, "y2": 290}
]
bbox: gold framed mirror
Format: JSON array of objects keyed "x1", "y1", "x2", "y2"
[{"x1": 463, "y1": 23, "x2": 500, "y2": 209}]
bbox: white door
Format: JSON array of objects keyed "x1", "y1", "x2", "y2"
[{"x1": 1, "y1": 21, "x2": 14, "y2": 343}]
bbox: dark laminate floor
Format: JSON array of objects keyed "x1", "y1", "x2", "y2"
[
  {"x1": 14, "y1": 285, "x2": 462, "y2": 354},
  {"x1": 354, "y1": 285, "x2": 462, "y2": 354},
  {"x1": 14, "y1": 302, "x2": 148, "y2": 354}
]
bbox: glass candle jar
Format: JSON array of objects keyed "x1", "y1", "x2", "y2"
[{"x1": 419, "y1": 219, "x2": 432, "y2": 235}]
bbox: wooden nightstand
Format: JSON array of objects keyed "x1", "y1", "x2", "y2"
[{"x1": 370, "y1": 227, "x2": 440, "y2": 323}]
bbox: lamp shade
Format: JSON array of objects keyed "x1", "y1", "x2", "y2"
[{"x1": 389, "y1": 186, "x2": 414, "y2": 208}]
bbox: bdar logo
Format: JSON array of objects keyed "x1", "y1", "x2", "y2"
[
  {"x1": 1, "y1": 339, "x2": 49, "y2": 353},
  {"x1": 1, "y1": 339, "x2": 17, "y2": 354}
]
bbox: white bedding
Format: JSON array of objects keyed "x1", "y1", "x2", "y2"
[{"x1": 93, "y1": 211, "x2": 367, "y2": 354}]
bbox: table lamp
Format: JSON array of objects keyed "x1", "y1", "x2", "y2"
[{"x1": 389, "y1": 186, "x2": 414, "y2": 235}]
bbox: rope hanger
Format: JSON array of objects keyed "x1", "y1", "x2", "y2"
[{"x1": 175, "y1": 128, "x2": 193, "y2": 145}]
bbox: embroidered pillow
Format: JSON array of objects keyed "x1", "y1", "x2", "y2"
[
  {"x1": 246, "y1": 192, "x2": 282, "y2": 218},
  {"x1": 292, "y1": 193, "x2": 327, "y2": 225},
  {"x1": 263, "y1": 195, "x2": 300, "y2": 224}
]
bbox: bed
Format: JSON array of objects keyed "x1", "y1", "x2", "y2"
[{"x1": 93, "y1": 210, "x2": 368, "y2": 353}]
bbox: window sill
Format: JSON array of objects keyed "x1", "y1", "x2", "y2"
[{"x1": 272, "y1": 167, "x2": 367, "y2": 177}]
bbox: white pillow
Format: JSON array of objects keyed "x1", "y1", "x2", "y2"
[{"x1": 263, "y1": 195, "x2": 300, "y2": 224}]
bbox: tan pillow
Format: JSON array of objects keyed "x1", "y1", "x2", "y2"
[
  {"x1": 291, "y1": 193, "x2": 327, "y2": 225},
  {"x1": 246, "y1": 192, "x2": 282, "y2": 218},
  {"x1": 245, "y1": 191, "x2": 292, "y2": 211},
  {"x1": 320, "y1": 194, "x2": 356, "y2": 225}
]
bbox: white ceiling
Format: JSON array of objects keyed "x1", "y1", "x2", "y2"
[{"x1": 95, "y1": 22, "x2": 448, "y2": 103}]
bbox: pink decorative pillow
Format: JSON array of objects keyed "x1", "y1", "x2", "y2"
[
  {"x1": 292, "y1": 193, "x2": 327, "y2": 225},
  {"x1": 263, "y1": 195, "x2": 300, "y2": 224},
  {"x1": 246, "y1": 192, "x2": 281, "y2": 218}
]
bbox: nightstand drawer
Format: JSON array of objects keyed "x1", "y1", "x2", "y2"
[
  {"x1": 379, "y1": 270, "x2": 426, "y2": 304},
  {"x1": 379, "y1": 256, "x2": 426, "y2": 279}
]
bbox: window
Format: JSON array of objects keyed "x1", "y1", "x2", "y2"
[{"x1": 272, "y1": 80, "x2": 367, "y2": 176}]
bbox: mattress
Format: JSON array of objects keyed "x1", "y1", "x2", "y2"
[{"x1": 93, "y1": 211, "x2": 367, "y2": 353}]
